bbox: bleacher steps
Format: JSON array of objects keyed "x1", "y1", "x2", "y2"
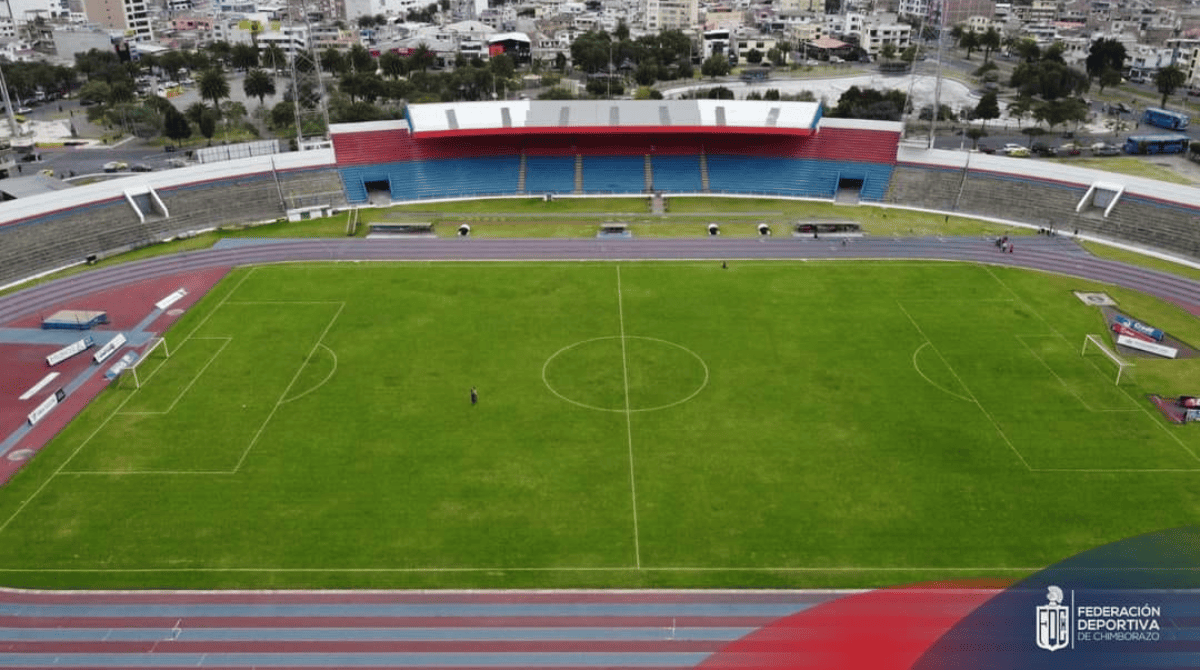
[
  {"x1": 644, "y1": 154, "x2": 653, "y2": 192},
  {"x1": 517, "y1": 153, "x2": 527, "y2": 193},
  {"x1": 574, "y1": 154, "x2": 583, "y2": 194},
  {"x1": 699, "y1": 152, "x2": 710, "y2": 192}
]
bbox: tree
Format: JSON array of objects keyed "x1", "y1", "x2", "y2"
[
  {"x1": 231, "y1": 43, "x2": 259, "y2": 70},
  {"x1": 198, "y1": 68, "x2": 230, "y2": 117},
  {"x1": 1086, "y1": 38, "x2": 1127, "y2": 80},
  {"x1": 1014, "y1": 38, "x2": 1040, "y2": 63},
  {"x1": 185, "y1": 101, "x2": 208, "y2": 124},
  {"x1": 879, "y1": 43, "x2": 896, "y2": 61},
  {"x1": 1010, "y1": 59, "x2": 1088, "y2": 100},
  {"x1": 263, "y1": 44, "x2": 287, "y2": 74},
  {"x1": 614, "y1": 19, "x2": 629, "y2": 41},
  {"x1": 411, "y1": 43, "x2": 436, "y2": 72},
  {"x1": 980, "y1": 27, "x2": 1001, "y2": 64},
  {"x1": 243, "y1": 68, "x2": 276, "y2": 106},
  {"x1": 973, "y1": 91, "x2": 1000, "y2": 128},
  {"x1": 767, "y1": 48, "x2": 785, "y2": 66},
  {"x1": 380, "y1": 51, "x2": 407, "y2": 78},
  {"x1": 571, "y1": 31, "x2": 611, "y2": 73},
  {"x1": 554, "y1": 51, "x2": 567, "y2": 72},
  {"x1": 322, "y1": 47, "x2": 347, "y2": 75},
  {"x1": 634, "y1": 58, "x2": 659, "y2": 86},
  {"x1": 958, "y1": 30, "x2": 979, "y2": 60},
  {"x1": 1155, "y1": 65, "x2": 1187, "y2": 107},
  {"x1": 966, "y1": 127, "x2": 987, "y2": 149},
  {"x1": 830, "y1": 86, "x2": 907, "y2": 120},
  {"x1": 198, "y1": 108, "x2": 217, "y2": 145},
  {"x1": 1007, "y1": 95, "x2": 1035, "y2": 127},
  {"x1": 1097, "y1": 67, "x2": 1123, "y2": 94},
  {"x1": 701, "y1": 54, "x2": 730, "y2": 79},
  {"x1": 490, "y1": 53, "x2": 515, "y2": 81},
  {"x1": 163, "y1": 104, "x2": 192, "y2": 146},
  {"x1": 1020, "y1": 126, "x2": 1046, "y2": 147},
  {"x1": 747, "y1": 48, "x2": 763, "y2": 64},
  {"x1": 348, "y1": 44, "x2": 374, "y2": 73}
]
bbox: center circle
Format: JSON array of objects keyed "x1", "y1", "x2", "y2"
[{"x1": 542, "y1": 336, "x2": 709, "y2": 413}]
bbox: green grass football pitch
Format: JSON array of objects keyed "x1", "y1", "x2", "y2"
[{"x1": 1, "y1": 260, "x2": 1199, "y2": 590}]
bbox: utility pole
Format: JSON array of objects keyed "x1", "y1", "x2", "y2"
[{"x1": 927, "y1": 0, "x2": 946, "y2": 149}]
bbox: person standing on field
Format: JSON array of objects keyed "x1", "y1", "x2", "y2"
[{"x1": 471, "y1": 387, "x2": 478, "y2": 405}]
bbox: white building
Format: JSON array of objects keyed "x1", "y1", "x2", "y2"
[
  {"x1": 343, "y1": 0, "x2": 423, "y2": 22},
  {"x1": 643, "y1": 0, "x2": 696, "y2": 32}
]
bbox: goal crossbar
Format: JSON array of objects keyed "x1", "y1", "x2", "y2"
[
  {"x1": 1082, "y1": 334, "x2": 1133, "y2": 385},
  {"x1": 128, "y1": 337, "x2": 170, "y2": 389}
]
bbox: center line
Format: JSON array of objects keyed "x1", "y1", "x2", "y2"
[{"x1": 616, "y1": 266, "x2": 641, "y2": 569}]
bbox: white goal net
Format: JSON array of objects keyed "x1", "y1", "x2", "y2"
[
  {"x1": 1081, "y1": 334, "x2": 1133, "y2": 385},
  {"x1": 124, "y1": 337, "x2": 170, "y2": 389}
]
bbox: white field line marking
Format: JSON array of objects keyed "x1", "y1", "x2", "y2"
[
  {"x1": 0, "y1": 569, "x2": 1056, "y2": 576},
  {"x1": 280, "y1": 343, "x2": 338, "y2": 405},
  {"x1": 616, "y1": 266, "x2": 641, "y2": 570},
  {"x1": 1014, "y1": 335, "x2": 1140, "y2": 413},
  {"x1": 910, "y1": 342, "x2": 973, "y2": 403},
  {"x1": 232, "y1": 302, "x2": 345, "y2": 473},
  {"x1": 983, "y1": 266, "x2": 1200, "y2": 464},
  {"x1": 0, "y1": 270, "x2": 258, "y2": 536},
  {"x1": 1032, "y1": 468, "x2": 1200, "y2": 473},
  {"x1": 61, "y1": 471, "x2": 237, "y2": 476},
  {"x1": 117, "y1": 338, "x2": 232, "y2": 416},
  {"x1": 896, "y1": 301, "x2": 1032, "y2": 471}
]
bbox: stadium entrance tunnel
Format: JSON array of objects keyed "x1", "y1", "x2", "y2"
[{"x1": 836, "y1": 176, "x2": 865, "y2": 204}]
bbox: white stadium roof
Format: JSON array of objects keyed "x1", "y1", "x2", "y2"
[{"x1": 403, "y1": 100, "x2": 823, "y2": 136}]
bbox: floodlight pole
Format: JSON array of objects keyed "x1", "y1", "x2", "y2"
[{"x1": 927, "y1": 0, "x2": 947, "y2": 149}]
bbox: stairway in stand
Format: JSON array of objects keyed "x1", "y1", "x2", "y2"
[
  {"x1": 517, "y1": 153, "x2": 527, "y2": 193},
  {"x1": 644, "y1": 154, "x2": 653, "y2": 192},
  {"x1": 574, "y1": 154, "x2": 583, "y2": 194},
  {"x1": 699, "y1": 152, "x2": 710, "y2": 192}
]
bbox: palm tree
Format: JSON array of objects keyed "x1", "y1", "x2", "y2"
[
  {"x1": 243, "y1": 68, "x2": 276, "y2": 106},
  {"x1": 1155, "y1": 65, "x2": 1187, "y2": 108},
  {"x1": 198, "y1": 68, "x2": 230, "y2": 118}
]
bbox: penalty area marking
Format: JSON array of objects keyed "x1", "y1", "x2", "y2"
[
  {"x1": 280, "y1": 343, "x2": 339, "y2": 405},
  {"x1": 542, "y1": 336, "x2": 710, "y2": 413},
  {"x1": 116, "y1": 338, "x2": 232, "y2": 416},
  {"x1": 910, "y1": 342, "x2": 973, "y2": 403}
]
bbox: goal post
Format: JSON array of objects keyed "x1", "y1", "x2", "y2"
[
  {"x1": 1081, "y1": 334, "x2": 1133, "y2": 385},
  {"x1": 125, "y1": 336, "x2": 170, "y2": 389}
]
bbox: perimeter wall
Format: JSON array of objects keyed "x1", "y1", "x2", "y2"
[{"x1": 0, "y1": 151, "x2": 343, "y2": 288}]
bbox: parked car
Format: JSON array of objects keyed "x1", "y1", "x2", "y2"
[
  {"x1": 1006, "y1": 146, "x2": 1031, "y2": 157},
  {"x1": 1031, "y1": 142, "x2": 1055, "y2": 157},
  {"x1": 103, "y1": 161, "x2": 128, "y2": 172},
  {"x1": 978, "y1": 143, "x2": 996, "y2": 154},
  {"x1": 1000, "y1": 143, "x2": 1025, "y2": 155},
  {"x1": 130, "y1": 163, "x2": 153, "y2": 172},
  {"x1": 1091, "y1": 143, "x2": 1121, "y2": 156},
  {"x1": 164, "y1": 144, "x2": 177, "y2": 152},
  {"x1": 1056, "y1": 143, "x2": 1083, "y2": 156}
]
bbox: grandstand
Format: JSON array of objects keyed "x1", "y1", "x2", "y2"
[
  {"x1": 2, "y1": 99, "x2": 1200, "y2": 291},
  {"x1": 331, "y1": 101, "x2": 900, "y2": 202}
]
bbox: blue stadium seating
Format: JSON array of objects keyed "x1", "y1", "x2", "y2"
[
  {"x1": 409, "y1": 157, "x2": 521, "y2": 199},
  {"x1": 342, "y1": 155, "x2": 893, "y2": 203},
  {"x1": 706, "y1": 156, "x2": 893, "y2": 200},
  {"x1": 524, "y1": 156, "x2": 576, "y2": 194},
  {"x1": 650, "y1": 156, "x2": 703, "y2": 192},
  {"x1": 582, "y1": 156, "x2": 645, "y2": 194}
]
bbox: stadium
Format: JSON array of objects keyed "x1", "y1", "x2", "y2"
[{"x1": 0, "y1": 99, "x2": 1199, "y2": 668}]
